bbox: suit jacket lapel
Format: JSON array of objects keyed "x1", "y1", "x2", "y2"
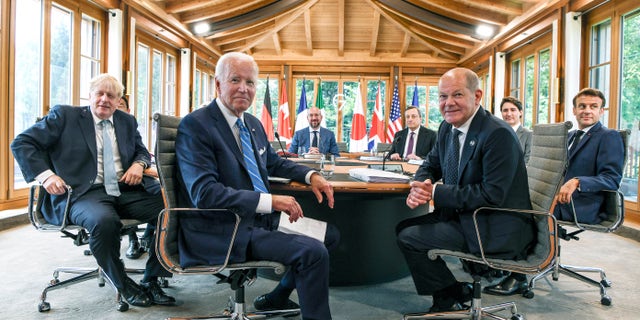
[
  {"x1": 458, "y1": 109, "x2": 484, "y2": 178},
  {"x1": 78, "y1": 107, "x2": 98, "y2": 164}
]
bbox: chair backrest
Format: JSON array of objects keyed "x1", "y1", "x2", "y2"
[
  {"x1": 512, "y1": 121, "x2": 571, "y2": 272},
  {"x1": 154, "y1": 113, "x2": 182, "y2": 210},
  {"x1": 337, "y1": 141, "x2": 348, "y2": 153},
  {"x1": 527, "y1": 121, "x2": 572, "y2": 213},
  {"x1": 153, "y1": 113, "x2": 184, "y2": 272}
]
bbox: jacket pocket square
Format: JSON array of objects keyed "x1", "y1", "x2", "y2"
[{"x1": 259, "y1": 147, "x2": 266, "y2": 155}]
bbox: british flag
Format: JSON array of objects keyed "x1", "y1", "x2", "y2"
[{"x1": 385, "y1": 80, "x2": 402, "y2": 143}]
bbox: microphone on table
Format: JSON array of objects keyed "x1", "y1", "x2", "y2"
[
  {"x1": 274, "y1": 132, "x2": 288, "y2": 160},
  {"x1": 381, "y1": 144, "x2": 393, "y2": 172}
]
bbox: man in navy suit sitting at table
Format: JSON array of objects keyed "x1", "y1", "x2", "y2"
[{"x1": 288, "y1": 107, "x2": 340, "y2": 157}]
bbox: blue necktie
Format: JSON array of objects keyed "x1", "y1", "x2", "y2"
[
  {"x1": 312, "y1": 131, "x2": 319, "y2": 148},
  {"x1": 101, "y1": 120, "x2": 121, "y2": 196},
  {"x1": 444, "y1": 129, "x2": 461, "y2": 185},
  {"x1": 569, "y1": 130, "x2": 584, "y2": 155},
  {"x1": 236, "y1": 119, "x2": 268, "y2": 193}
]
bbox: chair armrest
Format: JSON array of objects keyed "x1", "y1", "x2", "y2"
[
  {"x1": 565, "y1": 189, "x2": 624, "y2": 232},
  {"x1": 427, "y1": 207, "x2": 558, "y2": 275},
  {"x1": 28, "y1": 184, "x2": 74, "y2": 232},
  {"x1": 156, "y1": 207, "x2": 242, "y2": 275}
]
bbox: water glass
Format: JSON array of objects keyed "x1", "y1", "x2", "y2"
[
  {"x1": 320, "y1": 154, "x2": 335, "y2": 178},
  {"x1": 298, "y1": 146, "x2": 307, "y2": 157}
]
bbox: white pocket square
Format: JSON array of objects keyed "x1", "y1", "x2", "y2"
[{"x1": 259, "y1": 147, "x2": 266, "y2": 155}]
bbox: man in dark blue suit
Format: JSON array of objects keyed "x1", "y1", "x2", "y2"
[
  {"x1": 176, "y1": 52, "x2": 339, "y2": 320},
  {"x1": 11, "y1": 74, "x2": 174, "y2": 307},
  {"x1": 484, "y1": 87, "x2": 625, "y2": 296},
  {"x1": 388, "y1": 106, "x2": 437, "y2": 161},
  {"x1": 396, "y1": 68, "x2": 534, "y2": 313},
  {"x1": 288, "y1": 107, "x2": 340, "y2": 157}
]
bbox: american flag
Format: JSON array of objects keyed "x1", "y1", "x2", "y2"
[{"x1": 386, "y1": 80, "x2": 402, "y2": 143}]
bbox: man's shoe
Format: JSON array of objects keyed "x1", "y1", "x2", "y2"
[
  {"x1": 483, "y1": 275, "x2": 528, "y2": 296},
  {"x1": 428, "y1": 296, "x2": 467, "y2": 313},
  {"x1": 122, "y1": 277, "x2": 152, "y2": 307},
  {"x1": 126, "y1": 240, "x2": 143, "y2": 259},
  {"x1": 253, "y1": 294, "x2": 300, "y2": 311},
  {"x1": 140, "y1": 280, "x2": 176, "y2": 306}
]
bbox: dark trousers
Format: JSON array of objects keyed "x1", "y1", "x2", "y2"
[
  {"x1": 69, "y1": 184, "x2": 170, "y2": 291},
  {"x1": 250, "y1": 213, "x2": 340, "y2": 320},
  {"x1": 396, "y1": 212, "x2": 468, "y2": 295}
]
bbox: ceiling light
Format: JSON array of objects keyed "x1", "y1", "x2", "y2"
[
  {"x1": 476, "y1": 25, "x2": 494, "y2": 39},
  {"x1": 194, "y1": 22, "x2": 210, "y2": 35}
]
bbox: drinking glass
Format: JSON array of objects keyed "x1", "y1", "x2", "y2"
[
  {"x1": 320, "y1": 154, "x2": 335, "y2": 178},
  {"x1": 297, "y1": 146, "x2": 307, "y2": 157}
]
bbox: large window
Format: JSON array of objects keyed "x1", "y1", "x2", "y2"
[
  {"x1": 135, "y1": 32, "x2": 179, "y2": 150},
  {"x1": 506, "y1": 31, "x2": 552, "y2": 130},
  {"x1": 403, "y1": 79, "x2": 442, "y2": 131},
  {"x1": 11, "y1": 0, "x2": 103, "y2": 193}
]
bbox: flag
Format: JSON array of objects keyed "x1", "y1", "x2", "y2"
[
  {"x1": 411, "y1": 80, "x2": 419, "y2": 107},
  {"x1": 294, "y1": 80, "x2": 308, "y2": 132},
  {"x1": 386, "y1": 80, "x2": 402, "y2": 143},
  {"x1": 277, "y1": 79, "x2": 292, "y2": 144},
  {"x1": 368, "y1": 82, "x2": 384, "y2": 151},
  {"x1": 260, "y1": 78, "x2": 274, "y2": 141},
  {"x1": 349, "y1": 84, "x2": 368, "y2": 152},
  {"x1": 315, "y1": 79, "x2": 327, "y2": 127}
]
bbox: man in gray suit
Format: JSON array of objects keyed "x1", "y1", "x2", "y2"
[{"x1": 500, "y1": 96, "x2": 531, "y2": 164}]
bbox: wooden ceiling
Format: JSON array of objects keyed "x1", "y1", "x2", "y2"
[{"x1": 142, "y1": 0, "x2": 552, "y2": 66}]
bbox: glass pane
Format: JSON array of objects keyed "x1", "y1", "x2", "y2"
[
  {"x1": 165, "y1": 54, "x2": 176, "y2": 115},
  {"x1": 136, "y1": 44, "x2": 150, "y2": 149},
  {"x1": 194, "y1": 69, "x2": 201, "y2": 107},
  {"x1": 427, "y1": 85, "x2": 443, "y2": 130},
  {"x1": 13, "y1": 0, "x2": 43, "y2": 189},
  {"x1": 150, "y1": 50, "x2": 162, "y2": 150},
  {"x1": 49, "y1": 4, "x2": 72, "y2": 106},
  {"x1": 80, "y1": 14, "x2": 101, "y2": 104},
  {"x1": 537, "y1": 49, "x2": 551, "y2": 124},
  {"x1": 510, "y1": 60, "x2": 520, "y2": 99},
  {"x1": 320, "y1": 80, "x2": 338, "y2": 133},
  {"x1": 523, "y1": 55, "x2": 535, "y2": 128},
  {"x1": 619, "y1": 9, "x2": 640, "y2": 202},
  {"x1": 590, "y1": 20, "x2": 612, "y2": 66}
]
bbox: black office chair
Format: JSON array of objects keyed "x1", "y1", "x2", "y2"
[
  {"x1": 526, "y1": 129, "x2": 629, "y2": 306},
  {"x1": 337, "y1": 141, "x2": 348, "y2": 153},
  {"x1": 403, "y1": 121, "x2": 572, "y2": 320},
  {"x1": 153, "y1": 113, "x2": 300, "y2": 319},
  {"x1": 28, "y1": 185, "x2": 146, "y2": 312}
]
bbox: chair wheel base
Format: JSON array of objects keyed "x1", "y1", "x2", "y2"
[
  {"x1": 511, "y1": 314, "x2": 525, "y2": 320},
  {"x1": 601, "y1": 279, "x2": 612, "y2": 288},
  {"x1": 522, "y1": 289, "x2": 534, "y2": 299},
  {"x1": 117, "y1": 301, "x2": 129, "y2": 312},
  {"x1": 601, "y1": 295, "x2": 612, "y2": 306},
  {"x1": 38, "y1": 302, "x2": 51, "y2": 312}
]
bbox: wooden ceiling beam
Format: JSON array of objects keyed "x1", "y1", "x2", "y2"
[
  {"x1": 456, "y1": 0, "x2": 524, "y2": 16},
  {"x1": 237, "y1": 0, "x2": 319, "y2": 53},
  {"x1": 164, "y1": 0, "x2": 223, "y2": 14},
  {"x1": 272, "y1": 33, "x2": 282, "y2": 56},
  {"x1": 338, "y1": 0, "x2": 345, "y2": 56},
  {"x1": 367, "y1": 1, "x2": 457, "y2": 60},
  {"x1": 178, "y1": 0, "x2": 277, "y2": 24},
  {"x1": 304, "y1": 10, "x2": 313, "y2": 55},
  {"x1": 400, "y1": 33, "x2": 411, "y2": 57},
  {"x1": 369, "y1": 10, "x2": 381, "y2": 56},
  {"x1": 405, "y1": 0, "x2": 509, "y2": 26}
]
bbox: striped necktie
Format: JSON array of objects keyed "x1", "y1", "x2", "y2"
[
  {"x1": 444, "y1": 129, "x2": 461, "y2": 185},
  {"x1": 101, "y1": 120, "x2": 121, "y2": 196},
  {"x1": 236, "y1": 119, "x2": 268, "y2": 193}
]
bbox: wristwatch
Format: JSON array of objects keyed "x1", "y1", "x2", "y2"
[{"x1": 135, "y1": 160, "x2": 148, "y2": 169}]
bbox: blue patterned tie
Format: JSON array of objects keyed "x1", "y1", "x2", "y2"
[
  {"x1": 101, "y1": 120, "x2": 121, "y2": 196},
  {"x1": 236, "y1": 119, "x2": 268, "y2": 193},
  {"x1": 444, "y1": 129, "x2": 461, "y2": 185},
  {"x1": 312, "y1": 131, "x2": 319, "y2": 148}
]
